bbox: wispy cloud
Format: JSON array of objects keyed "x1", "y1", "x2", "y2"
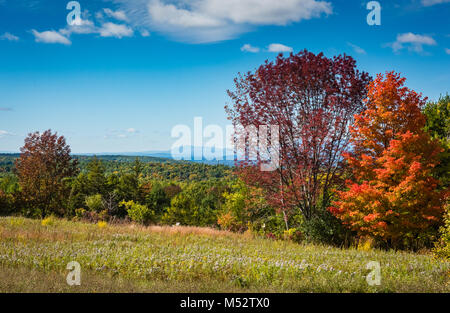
[
  {"x1": 114, "y1": 0, "x2": 332, "y2": 43},
  {"x1": 126, "y1": 128, "x2": 138, "y2": 133},
  {"x1": 388, "y1": 32, "x2": 436, "y2": 53},
  {"x1": 0, "y1": 108, "x2": 13, "y2": 111},
  {"x1": 32, "y1": 8, "x2": 135, "y2": 45},
  {"x1": 267, "y1": 43, "x2": 293, "y2": 53},
  {"x1": 31, "y1": 29, "x2": 71, "y2": 45},
  {"x1": 140, "y1": 29, "x2": 150, "y2": 37},
  {"x1": 25, "y1": 1, "x2": 331, "y2": 44},
  {"x1": 421, "y1": 0, "x2": 450, "y2": 6},
  {"x1": 347, "y1": 42, "x2": 367, "y2": 55},
  {"x1": 445, "y1": 48, "x2": 450, "y2": 55},
  {"x1": 99, "y1": 22, "x2": 134, "y2": 38},
  {"x1": 0, "y1": 32, "x2": 19, "y2": 41},
  {"x1": 105, "y1": 128, "x2": 139, "y2": 139},
  {"x1": 0, "y1": 130, "x2": 13, "y2": 138},
  {"x1": 103, "y1": 8, "x2": 129, "y2": 22},
  {"x1": 241, "y1": 44, "x2": 260, "y2": 53},
  {"x1": 59, "y1": 18, "x2": 97, "y2": 36}
]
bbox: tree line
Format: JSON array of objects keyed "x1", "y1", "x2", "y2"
[{"x1": 0, "y1": 50, "x2": 448, "y2": 254}]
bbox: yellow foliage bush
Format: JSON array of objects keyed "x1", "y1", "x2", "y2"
[
  {"x1": 358, "y1": 237, "x2": 374, "y2": 251},
  {"x1": 217, "y1": 212, "x2": 237, "y2": 231},
  {"x1": 41, "y1": 216, "x2": 55, "y2": 227}
]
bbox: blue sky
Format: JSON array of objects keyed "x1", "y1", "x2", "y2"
[{"x1": 0, "y1": 0, "x2": 449, "y2": 153}]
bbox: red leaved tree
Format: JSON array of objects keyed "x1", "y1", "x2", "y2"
[
  {"x1": 15, "y1": 130, "x2": 78, "y2": 217},
  {"x1": 329, "y1": 72, "x2": 446, "y2": 248},
  {"x1": 226, "y1": 50, "x2": 371, "y2": 227}
]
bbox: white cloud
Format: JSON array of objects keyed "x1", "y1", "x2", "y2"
[
  {"x1": 140, "y1": 29, "x2": 150, "y2": 37},
  {"x1": 389, "y1": 32, "x2": 436, "y2": 53},
  {"x1": 347, "y1": 42, "x2": 366, "y2": 55},
  {"x1": 114, "y1": 0, "x2": 332, "y2": 43},
  {"x1": 60, "y1": 18, "x2": 97, "y2": 36},
  {"x1": 103, "y1": 8, "x2": 129, "y2": 22},
  {"x1": 0, "y1": 130, "x2": 13, "y2": 138},
  {"x1": 31, "y1": 29, "x2": 71, "y2": 45},
  {"x1": 59, "y1": 11, "x2": 134, "y2": 40},
  {"x1": 147, "y1": 0, "x2": 223, "y2": 29},
  {"x1": 421, "y1": 0, "x2": 450, "y2": 6},
  {"x1": 105, "y1": 128, "x2": 139, "y2": 139},
  {"x1": 95, "y1": 11, "x2": 104, "y2": 20},
  {"x1": 268, "y1": 43, "x2": 293, "y2": 53},
  {"x1": 99, "y1": 22, "x2": 134, "y2": 38},
  {"x1": 0, "y1": 32, "x2": 19, "y2": 41},
  {"x1": 241, "y1": 44, "x2": 260, "y2": 53},
  {"x1": 213, "y1": 0, "x2": 331, "y2": 25},
  {"x1": 446, "y1": 48, "x2": 450, "y2": 55},
  {"x1": 29, "y1": 9, "x2": 137, "y2": 45}
]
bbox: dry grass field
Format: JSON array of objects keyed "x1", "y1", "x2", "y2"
[{"x1": 0, "y1": 217, "x2": 448, "y2": 293}]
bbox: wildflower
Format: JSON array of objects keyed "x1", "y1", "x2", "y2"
[{"x1": 41, "y1": 217, "x2": 54, "y2": 226}]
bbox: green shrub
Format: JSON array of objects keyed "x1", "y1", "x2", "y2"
[
  {"x1": 283, "y1": 228, "x2": 304, "y2": 243},
  {"x1": 162, "y1": 195, "x2": 217, "y2": 226},
  {"x1": 85, "y1": 194, "x2": 103, "y2": 212},
  {"x1": 434, "y1": 203, "x2": 450, "y2": 259},
  {"x1": 248, "y1": 214, "x2": 286, "y2": 238},
  {"x1": 121, "y1": 200, "x2": 154, "y2": 225},
  {"x1": 161, "y1": 181, "x2": 223, "y2": 227},
  {"x1": 145, "y1": 182, "x2": 172, "y2": 216},
  {"x1": 75, "y1": 208, "x2": 86, "y2": 219},
  {"x1": 0, "y1": 190, "x2": 14, "y2": 216},
  {"x1": 302, "y1": 209, "x2": 354, "y2": 247},
  {"x1": 219, "y1": 184, "x2": 247, "y2": 231}
]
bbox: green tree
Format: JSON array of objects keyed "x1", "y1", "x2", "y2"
[
  {"x1": 143, "y1": 181, "x2": 182, "y2": 218},
  {"x1": 68, "y1": 157, "x2": 109, "y2": 213},
  {"x1": 116, "y1": 173, "x2": 141, "y2": 203},
  {"x1": 0, "y1": 175, "x2": 19, "y2": 194},
  {"x1": 0, "y1": 190, "x2": 14, "y2": 216},
  {"x1": 162, "y1": 181, "x2": 225, "y2": 226},
  {"x1": 86, "y1": 156, "x2": 108, "y2": 195},
  {"x1": 424, "y1": 94, "x2": 450, "y2": 188},
  {"x1": 132, "y1": 157, "x2": 143, "y2": 179}
]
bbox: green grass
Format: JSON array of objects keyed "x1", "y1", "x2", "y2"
[{"x1": 0, "y1": 217, "x2": 448, "y2": 293}]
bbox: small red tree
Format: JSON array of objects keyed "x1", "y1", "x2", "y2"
[
  {"x1": 226, "y1": 50, "x2": 371, "y2": 226},
  {"x1": 329, "y1": 72, "x2": 446, "y2": 248},
  {"x1": 15, "y1": 130, "x2": 78, "y2": 217}
]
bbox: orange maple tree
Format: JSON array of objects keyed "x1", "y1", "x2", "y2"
[{"x1": 329, "y1": 72, "x2": 446, "y2": 247}]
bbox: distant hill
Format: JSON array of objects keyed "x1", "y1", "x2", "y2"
[
  {"x1": 0, "y1": 153, "x2": 234, "y2": 180},
  {"x1": 74, "y1": 146, "x2": 237, "y2": 166},
  {"x1": 0, "y1": 146, "x2": 237, "y2": 169}
]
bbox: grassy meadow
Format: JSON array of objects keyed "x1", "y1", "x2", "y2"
[{"x1": 0, "y1": 216, "x2": 448, "y2": 293}]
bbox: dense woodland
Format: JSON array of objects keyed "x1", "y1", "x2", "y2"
[
  {"x1": 0, "y1": 51, "x2": 448, "y2": 256},
  {"x1": 1, "y1": 155, "x2": 231, "y2": 181}
]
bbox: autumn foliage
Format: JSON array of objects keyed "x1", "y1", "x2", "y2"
[
  {"x1": 226, "y1": 50, "x2": 371, "y2": 226},
  {"x1": 15, "y1": 130, "x2": 78, "y2": 217},
  {"x1": 329, "y1": 72, "x2": 446, "y2": 248}
]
